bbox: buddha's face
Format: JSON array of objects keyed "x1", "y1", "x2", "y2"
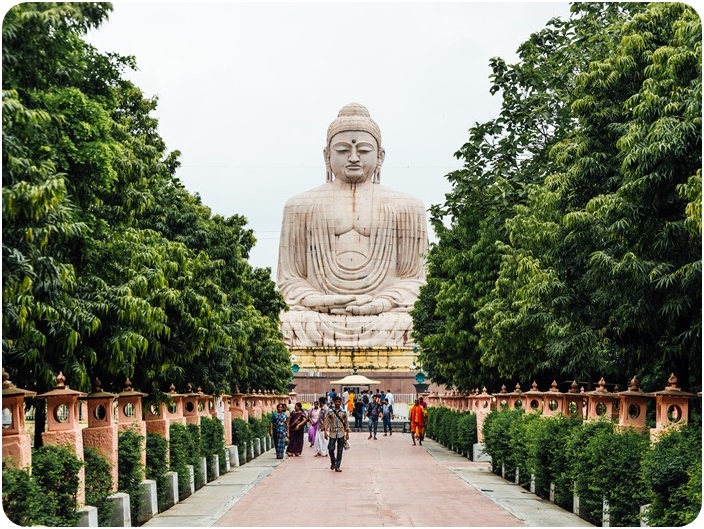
[{"x1": 328, "y1": 131, "x2": 383, "y2": 184}]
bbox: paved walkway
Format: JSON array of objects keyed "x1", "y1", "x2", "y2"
[{"x1": 144, "y1": 431, "x2": 593, "y2": 527}]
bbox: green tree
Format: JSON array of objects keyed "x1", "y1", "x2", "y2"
[{"x1": 413, "y1": 2, "x2": 701, "y2": 392}]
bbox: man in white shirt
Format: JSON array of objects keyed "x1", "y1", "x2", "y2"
[{"x1": 385, "y1": 389, "x2": 394, "y2": 406}]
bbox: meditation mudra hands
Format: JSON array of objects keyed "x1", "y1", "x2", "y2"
[{"x1": 300, "y1": 294, "x2": 391, "y2": 315}]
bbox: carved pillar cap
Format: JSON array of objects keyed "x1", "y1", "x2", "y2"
[
  {"x1": 569, "y1": 380, "x2": 579, "y2": 393},
  {"x1": 629, "y1": 376, "x2": 639, "y2": 391},
  {"x1": 531, "y1": 381, "x2": 538, "y2": 391},
  {"x1": 667, "y1": 373, "x2": 680, "y2": 391},
  {"x1": 56, "y1": 371, "x2": 66, "y2": 389},
  {"x1": 549, "y1": 380, "x2": 560, "y2": 393}
]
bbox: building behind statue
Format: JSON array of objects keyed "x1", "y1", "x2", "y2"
[{"x1": 276, "y1": 103, "x2": 433, "y2": 396}]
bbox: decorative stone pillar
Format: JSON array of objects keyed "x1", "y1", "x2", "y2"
[
  {"x1": 585, "y1": 378, "x2": 617, "y2": 422},
  {"x1": 563, "y1": 380, "x2": 586, "y2": 420},
  {"x1": 493, "y1": 385, "x2": 510, "y2": 411},
  {"x1": 524, "y1": 382, "x2": 544, "y2": 414},
  {"x1": 474, "y1": 387, "x2": 493, "y2": 443},
  {"x1": 230, "y1": 387, "x2": 247, "y2": 421},
  {"x1": 2, "y1": 368, "x2": 37, "y2": 470},
  {"x1": 650, "y1": 374, "x2": 697, "y2": 441},
  {"x1": 182, "y1": 384, "x2": 201, "y2": 426},
  {"x1": 220, "y1": 394, "x2": 233, "y2": 446},
  {"x1": 616, "y1": 376, "x2": 650, "y2": 432},
  {"x1": 244, "y1": 389, "x2": 254, "y2": 419},
  {"x1": 506, "y1": 383, "x2": 525, "y2": 411},
  {"x1": 117, "y1": 378, "x2": 148, "y2": 467},
  {"x1": 36, "y1": 372, "x2": 88, "y2": 505},
  {"x1": 542, "y1": 381, "x2": 565, "y2": 417},
  {"x1": 195, "y1": 387, "x2": 211, "y2": 422},
  {"x1": 82, "y1": 378, "x2": 119, "y2": 491},
  {"x1": 145, "y1": 384, "x2": 184, "y2": 441}
]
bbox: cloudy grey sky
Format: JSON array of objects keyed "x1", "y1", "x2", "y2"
[{"x1": 86, "y1": 1, "x2": 572, "y2": 275}]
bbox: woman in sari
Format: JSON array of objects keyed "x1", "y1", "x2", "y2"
[
  {"x1": 270, "y1": 403, "x2": 289, "y2": 459},
  {"x1": 314, "y1": 396, "x2": 328, "y2": 456},
  {"x1": 307, "y1": 400, "x2": 320, "y2": 447},
  {"x1": 287, "y1": 402, "x2": 307, "y2": 456}
]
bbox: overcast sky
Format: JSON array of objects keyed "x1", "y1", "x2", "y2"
[{"x1": 85, "y1": 1, "x2": 572, "y2": 275}]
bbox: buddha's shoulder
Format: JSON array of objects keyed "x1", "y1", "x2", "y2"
[
  {"x1": 375, "y1": 185, "x2": 426, "y2": 210},
  {"x1": 283, "y1": 184, "x2": 332, "y2": 208}
]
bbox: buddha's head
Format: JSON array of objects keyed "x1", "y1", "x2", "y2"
[{"x1": 324, "y1": 103, "x2": 385, "y2": 184}]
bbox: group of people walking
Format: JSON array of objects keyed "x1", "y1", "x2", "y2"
[{"x1": 269, "y1": 390, "x2": 427, "y2": 472}]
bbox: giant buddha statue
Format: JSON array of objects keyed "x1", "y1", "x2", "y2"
[{"x1": 277, "y1": 103, "x2": 428, "y2": 348}]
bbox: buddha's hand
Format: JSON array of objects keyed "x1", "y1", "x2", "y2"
[
  {"x1": 301, "y1": 294, "x2": 357, "y2": 312},
  {"x1": 347, "y1": 298, "x2": 391, "y2": 316}
]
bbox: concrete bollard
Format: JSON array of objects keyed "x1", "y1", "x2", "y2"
[
  {"x1": 164, "y1": 471, "x2": 179, "y2": 508},
  {"x1": 209, "y1": 454, "x2": 220, "y2": 481},
  {"x1": 229, "y1": 445, "x2": 240, "y2": 467},
  {"x1": 77, "y1": 505, "x2": 98, "y2": 527},
  {"x1": 224, "y1": 449, "x2": 231, "y2": 472},
  {"x1": 137, "y1": 479, "x2": 158, "y2": 524},
  {"x1": 530, "y1": 473, "x2": 536, "y2": 494},
  {"x1": 473, "y1": 443, "x2": 491, "y2": 462},
  {"x1": 640, "y1": 504, "x2": 651, "y2": 527},
  {"x1": 603, "y1": 497, "x2": 610, "y2": 527},
  {"x1": 184, "y1": 464, "x2": 195, "y2": 497},
  {"x1": 549, "y1": 482, "x2": 556, "y2": 503},
  {"x1": 254, "y1": 437, "x2": 261, "y2": 457},
  {"x1": 515, "y1": 468, "x2": 520, "y2": 485},
  {"x1": 573, "y1": 484, "x2": 581, "y2": 517},
  {"x1": 248, "y1": 441, "x2": 254, "y2": 461},
  {"x1": 196, "y1": 457, "x2": 207, "y2": 489},
  {"x1": 108, "y1": 492, "x2": 131, "y2": 527}
]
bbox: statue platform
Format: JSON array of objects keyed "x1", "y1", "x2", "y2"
[{"x1": 290, "y1": 346, "x2": 421, "y2": 395}]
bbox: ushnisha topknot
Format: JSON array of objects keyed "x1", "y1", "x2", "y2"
[{"x1": 326, "y1": 102, "x2": 382, "y2": 149}]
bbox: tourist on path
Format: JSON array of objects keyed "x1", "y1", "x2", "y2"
[
  {"x1": 287, "y1": 402, "x2": 307, "y2": 456},
  {"x1": 382, "y1": 398, "x2": 394, "y2": 436},
  {"x1": 307, "y1": 400, "x2": 321, "y2": 447},
  {"x1": 353, "y1": 397, "x2": 364, "y2": 431},
  {"x1": 367, "y1": 394, "x2": 382, "y2": 439},
  {"x1": 313, "y1": 397, "x2": 329, "y2": 456},
  {"x1": 362, "y1": 391, "x2": 370, "y2": 418},
  {"x1": 409, "y1": 399, "x2": 427, "y2": 446},
  {"x1": 385, "y1": 389, "x2": 395, "y2": 406},
  {"x1": 270, "y1": 403, "x2": 289, "y2": 459},
  {"x1": 323, "y1": 395, "x2": 350, "y2": 472}
]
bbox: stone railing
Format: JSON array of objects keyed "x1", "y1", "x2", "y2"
[{"x1": 2, "y1": 369, "x2": 285, "y2": 527}]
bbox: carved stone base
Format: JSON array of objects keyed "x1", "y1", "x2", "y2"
[
  {"x1": 290, "y1": 346, "x2": 416, "y2": 371},
  {"x1": 290, "y1": 346, "x2": 423, "y2": 395}
]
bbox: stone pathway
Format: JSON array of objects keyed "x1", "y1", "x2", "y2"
[{"x1": 145, "y1": 430, "x2": 592, "y2": 527}]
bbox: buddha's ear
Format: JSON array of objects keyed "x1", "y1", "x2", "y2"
[
  {"x1": 323, "y1": 147, "x2": 332, "y2": 182},
  {"x1": 378, "y1": 148, "x2": 386, "y2": 166}
]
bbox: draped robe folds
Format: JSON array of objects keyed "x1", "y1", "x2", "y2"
[{"x1": 277, "y1": 182, "x2": 428, "y2": 348}]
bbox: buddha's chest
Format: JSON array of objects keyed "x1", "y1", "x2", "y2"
[
  {"x1": 326, "y1": 189, "x2": 385, "y2": 268},
  {"x1": 329, "y1": 189, "x2": 375, "y2": 236}
]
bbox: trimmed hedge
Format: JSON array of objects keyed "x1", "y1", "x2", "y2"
[
  {"x1": 146, "y1": 432, "x2": 170, "y2": 511},
  {"x1": 426, "y1": 407, "x2": 478, "y2": 460},
  {"x1": 482, "y1": 409, "x2": 701, "y2": 526},
  {"x1": 232, "y1": 417, "x2": 253, "y2": 463},
  {"x1": 118, "y1": 427, "x2": 145, "y2": 523},
  {"x1": 200, "y1": 416, "x2": 227, "y2": 477},
  {"x1": 84, "y1": 447, "x2": 114, "y2": 526},
  {"x1": 3, "y1": 445, "x2": 89, "y2": 527},
  {"x1": 169, "y1": 422, "x2": 196, "y2": 500}
]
